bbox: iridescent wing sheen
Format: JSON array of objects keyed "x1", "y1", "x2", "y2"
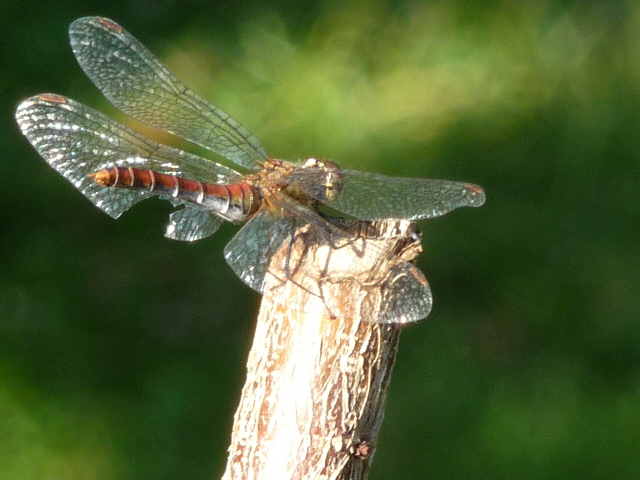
[
  {"x1": 69, "y1": 16, "x2": 267, "y2": 171},
  {"x1": 329, "y1": 169, "x2": 486, "y2": 221},
  {"x1": 16, "y1": 94, "x2": 238, "y2": 240}
]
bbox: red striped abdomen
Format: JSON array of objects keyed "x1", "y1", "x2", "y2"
[{"x1": 90, "y1": 166, "x2": 260, "y2": 222}]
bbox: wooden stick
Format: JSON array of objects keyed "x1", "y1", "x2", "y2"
[{"x1": 221, "y1": 219, "x2": 423, "y2": 480}]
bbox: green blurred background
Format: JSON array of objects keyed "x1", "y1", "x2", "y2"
[{"x1": 2, "y1": 0, "x2": 639, "y2": 478}]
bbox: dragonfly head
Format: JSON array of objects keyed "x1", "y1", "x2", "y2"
[{"x1": 300, "y1": 158, "x2": 343, "y2": 203}]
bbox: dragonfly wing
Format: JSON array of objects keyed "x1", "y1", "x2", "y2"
[
  {"x1": 16, "y1": 94, "x2": 240, "y2": 221},
  {"x1": 374, "y1": 262, "x2": 432, "y2": 324},
  {"x1": 330, "y1": 169, "x2": 485, "y2": 220},
  {"x1": 17, "y1": 94, "x2": 149, "y2": 218},
  {"x1": 69, "y1": 16, "x2": 267, "y2": 170},
  {"x1": 257, "y1": 194, "x2": 433, "y2": 324},
  {"x1": 165, "y1": 205, "x2": 223, "y2": 241},
  {"x1": 223, "y1": 209, "x2": 295, "y2": 293}
]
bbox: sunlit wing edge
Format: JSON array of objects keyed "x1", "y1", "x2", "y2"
[{"x1": 16, "y1": 94, "x2": 242, "y2": 222}]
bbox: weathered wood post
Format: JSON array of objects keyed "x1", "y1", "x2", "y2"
[{"x1": 222, "y1": 219, "x2": 425, "y2": 480}]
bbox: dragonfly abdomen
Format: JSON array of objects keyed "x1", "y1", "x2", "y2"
[{"x1": 91, "y1": 166, "x2": 260, "y2": 222}]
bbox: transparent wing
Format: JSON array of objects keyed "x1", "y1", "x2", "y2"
[
  {"x1": 16, "y1": 94, "x2": 240, "y2": 226},
  {"x1": 69, "y1": 16, "x2": 267, "y2": 171},
  {"x1": 165, "y1": 205, "x2": 223, "y2": 242},
  {"x1": 376, "y1": 262, "x2": 432, "y2": 324},
  {"x1": 223, "y1": 209, "x2": 295, "y2": 293},
  {"x1": 330, "y1": 169, "x2": 485, "y2": 220}
]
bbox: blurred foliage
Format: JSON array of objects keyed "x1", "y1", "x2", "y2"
[{"x1": 1, "y1": 0, "x2": 639, "y2": 478}]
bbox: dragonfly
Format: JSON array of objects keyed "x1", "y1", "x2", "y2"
[{"x1": 16, "y1": 17, "x2": 485, "y2": 324}]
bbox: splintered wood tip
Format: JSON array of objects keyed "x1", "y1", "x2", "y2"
[{"x1": 89, "y1": 170, "x2": 110, "y2": 186}]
